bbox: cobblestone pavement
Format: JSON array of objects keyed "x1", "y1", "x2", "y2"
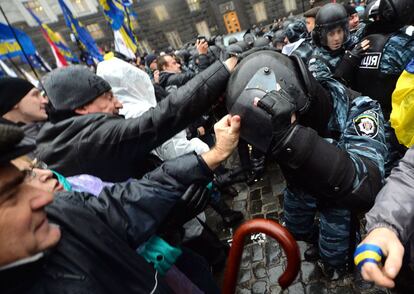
[{"x1": 206, "y1": 164, "x2": 391, "y2": 294}]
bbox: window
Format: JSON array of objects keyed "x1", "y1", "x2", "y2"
[
  {"x1": 141, "y1": 40, "x2": 152, "y2": 53},
  {"x1": 68, "y1": 0, "x2": 89, "y2": 15},
  {"x1": 18, "y1": 0, "x2": 58, "y2": 25},
  {"x1": 137, "y1": 40, "x2": 152, "y2": 55},
  {"x1": 165, "y1": 31, "x2": 182, "y2": 49},
  {"x1": 195, "y1": 21, "x2": 211, "y2": 38},
  {"x1": 22, "y1": 0, "x2": 52, "y2": 22},
  {"x1": 87, "y1": 23, "x2": 104, "y2": 39},
  {"x1": 154, "y1": 5, "x2": 170, "y2": 21},
  {"x1": 186, "y1": 0, "x2": 200, "y2": 12},
  {"x1": 253, "y1": 2, "x2": 267, "y2": 23},
  {"x1": 283, "y1": 0, "x2": 297, "y2": 13},
  {"x1": 64, "y1": 0, "x2": 97, "y2": 17}
]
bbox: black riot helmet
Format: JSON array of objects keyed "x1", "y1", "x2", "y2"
[
  {"x1": 273, "y1": 29, "x2": 286, "y2": 43},
  {"x1": 235, "y1": 40, "x2": 249, "y2": 51},
  {"x1": 226, "y1": 50, "x2": 315, "y2": 153},
  {"x1": 285, "y1": 20, "x2": 308, "y2": 43},
  {"x1": 253, "y1": 36, "x2": 271, "y2": 48},
  {"x1": 312, "y1": 3, "x2": 350, "y2": 48},
  {"x1": 228, "y1": 37, "x2": 238, "y2": 45},
  {"x1": 243, "y1": 31, "x2": 255, "y2": 48},
  {"x1": 377, "y1": 0, "x2": 414, "y2": 25}
]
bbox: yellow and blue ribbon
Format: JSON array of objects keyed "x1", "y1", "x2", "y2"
[{"x1": 354, "y1": 243, "x2": 384, "y2": 270}]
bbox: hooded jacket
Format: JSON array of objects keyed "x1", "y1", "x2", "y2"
[
  {"x1": 36, "y1": 61, "x2": 230, "y2": 182},
  {"x1": 96, "y1": 58, "x2": 209, "y2": 162},
  {"x1": 1, "y1": 153, "x2": 212, "y2": 293}
]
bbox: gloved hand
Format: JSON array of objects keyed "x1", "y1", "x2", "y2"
[
  {"x1": 334, "y1": 39, "x2": 370, "y2": 85},
  {"x1": 251, "y1": 153, "x2": 266, "y2": 176},
  {"x1": 213, "y1": 166, "x2": 249, "y2": 188},
  {"x1": 255, "y1": 89, "x2": 297, "y2": 156}
]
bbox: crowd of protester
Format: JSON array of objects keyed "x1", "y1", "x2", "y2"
[{"x1": 0, "y1": 0, "x2": 414, "y2": 292}]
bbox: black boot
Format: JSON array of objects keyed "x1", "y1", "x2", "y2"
[
  {"x1": 304, "y1": 244, "x2": 319, "y2": 262},
  {"x1": 210, "y1": 199, "x2": 243, "y2": 227}
]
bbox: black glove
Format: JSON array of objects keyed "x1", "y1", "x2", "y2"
[
  {"x1": 334, "y1": 42, "x2": 367, "y2": 85},
  {"x1": 256, "y1": 89, "x2": 297, "y2": 156},
  {"x1": 251, "y1": 154, "x2": 266, "y2": 176},
  {"x1": 213, "y1": 166, "x2": 249, "y2": 188}
]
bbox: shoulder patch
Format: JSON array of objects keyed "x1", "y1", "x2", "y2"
[
  {"x1": 359, "y1": 52, "x2": 382, "y2": 69},
  {"x1": 353, "y1": 110, "x2": 379, "y2": 138}
]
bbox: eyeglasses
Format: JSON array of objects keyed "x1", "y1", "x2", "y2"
[
  {"x1": 23, "y1": 159, "x2": 48, "y2": 182},
  {"x1": 31, "y1": 158, "x2": 48, "y2": 170}
]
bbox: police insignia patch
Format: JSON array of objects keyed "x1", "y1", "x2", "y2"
[
  {"x1": 360, "y1": 52, "x2": 382, "y2": 69},
  {"x1": 354, "y1": 111, "x2": 379, "y2": 138}
]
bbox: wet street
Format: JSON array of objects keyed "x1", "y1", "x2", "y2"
[{"x1": 206, "y1": 164, "x2": 391, "y2": 294}]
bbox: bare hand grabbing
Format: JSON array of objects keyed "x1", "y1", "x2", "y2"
[{"x1": 201, "y1": 115, "x2": 241, "y2": 170}]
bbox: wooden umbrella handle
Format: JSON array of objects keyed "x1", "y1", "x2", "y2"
[{"x1": 222, "y1": 219, "x2": 300, "y2": 294}]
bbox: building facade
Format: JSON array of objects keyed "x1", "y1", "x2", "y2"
[{"x1": 0, "y1": 0, "x2": 332, "y2": 69}]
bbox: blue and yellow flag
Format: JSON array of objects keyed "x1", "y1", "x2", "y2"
[
  {"x1": 26, "y1": 7, "x2": 79, "y2": 63},
  {"x1": 0, "y1": 22, "x2": 36, "y2": 60},
  {"x1": 99, "y1": 0, "x2": 138, "y2": 55},
  {"x1": 390, "y1": 59, "x2": 414, "y2": 147},
  {"x1": 58, "y1": 0, "x2": 103, "y2": 62},
  {"x1": 99, "y1": 0, "x2": 125, "y2": 30}
]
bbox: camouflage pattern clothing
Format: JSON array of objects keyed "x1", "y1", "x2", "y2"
[
  {"x1": 284, "y1": 76, "x2": 387, "y2": 267},
  {"x1": 308, "y1": 47, "x2": 344, "y2": 80},
  {"x1": 307, "y1": 36, "x2": 360, "y2": 80},
  {"x1": 291, "y1": 38, "x2": 315, "y2": 65},
  {"x1": 379, "y1": 29, "x2": 414, "y2": 76}
]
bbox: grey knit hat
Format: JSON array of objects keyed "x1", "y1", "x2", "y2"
[{"x1": 43, "y1": 65, "x2": 111, "y2": 111}]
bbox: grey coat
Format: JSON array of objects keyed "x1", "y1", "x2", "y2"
[{"x1": 366, "y1": 146, "x2": 414, "y2": 268}]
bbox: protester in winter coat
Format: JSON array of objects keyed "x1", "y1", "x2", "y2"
[
  {"x1": 36, "y1": 57, "x2": 237, "y2": 182},
  {"x1": 356, "y1": 146, "x2": 414, "y2": 292},
  {"x1": 0, "y1": 112, "x2": 241, "y2": 293},
  {"x1": 356, "y1": 59, "x2": 414, "y2": 292}
]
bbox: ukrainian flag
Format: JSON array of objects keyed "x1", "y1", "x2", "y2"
[
  {"x1": 390, "y1": 59, "x2": 414, "y2": 147},
  {"x1": 58, "y1": 0, "x2": 103, "y2": 61},
  {"x1": 0, "y1": 22, "x2": 36, "y2": 60},
  {"x1": 99, "y1": 0, "x2": 125, "y2": 30},
  {"x1": 99, "y1": 0, "x2": 139, "y2": 55},
  {"x1": 26, "y1": 7, "x2": 79, "y2": 63}
]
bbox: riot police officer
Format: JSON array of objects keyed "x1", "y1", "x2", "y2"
[
  {"x1": 226, "y1": 50, "x2": 387, "y2": 278},
  {"x1": 308, "y1": 3, "x2": 369, "y2": 84},
  {"x1": 353, "y1": 0, "x2": 414, "y2": 173},
  {"x1": 282, "y1": 20, "x2": 315, "y2": 64}
]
